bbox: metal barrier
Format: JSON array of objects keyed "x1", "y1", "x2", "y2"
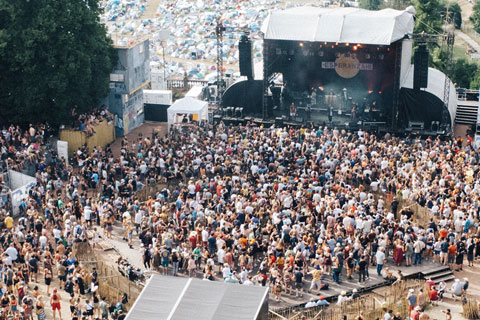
[{"x1": 167, "y1": 79, "x2": 208, "y2": 89}]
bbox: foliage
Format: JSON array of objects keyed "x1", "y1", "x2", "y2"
[
  {"x1": 359, "y1": 0, "x2": 382, "y2": 10},
  {"x1": 470, "y1": 2, "x2": 480, "y2": 34},
  {"x1": 446, "y1": 2, "x2": 462, "y2": 30},
  {"x1": 382, "y1": 0, "x2": 411, "y2": 10},
  {"x1": 0, "y1": 0, "x2": 117, "y2": 127},
  {"x1": 412, "y1": 0, "x2": 444, "y2": 34}
]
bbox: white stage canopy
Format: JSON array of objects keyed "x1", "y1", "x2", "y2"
[
  {"x1": 167, "y1": 97, "x2": 209, "y2": 130},
  {"x1": 261, "y1": 6, "x2": 415, "y2": 46}
]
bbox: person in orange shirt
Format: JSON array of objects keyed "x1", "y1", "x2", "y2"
[{"x1": 447, "y1": 243, "x2": 457, "y2": 267}]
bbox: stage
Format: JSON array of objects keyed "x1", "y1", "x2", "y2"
[{"x1": 218, "y1": 6, "x2": 457, "y2": 136}]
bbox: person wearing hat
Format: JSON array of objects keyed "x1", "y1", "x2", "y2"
[
  {"x1": 350, "y1": 288, "x2": 360, "y2": 300},
  {"x1": 316, "y1": 296, "x2": 329, "y2": 307},
  {"x1": 407, "y1": 289, "x2": 417, "y2": 313},
  {"x1": 410, "y1": 306, "x2": 421, "y2": 320},
  {"x1": 337, "y1": 291, "x2": 348, "y2": 305}
]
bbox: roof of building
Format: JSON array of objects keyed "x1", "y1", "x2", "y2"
[{"x1": 126, "y1": 275, "x2": 269, "y2": 320}]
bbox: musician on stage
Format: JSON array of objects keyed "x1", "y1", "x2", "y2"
[
  {"x1": 290, "y1": 102, "x2": 297, "y2": 120},
  {"x1": 351, "y1": 103, "x2": 357, "y2": 120},
  {"x1": 306, "y1": 104, "x2": 311, "y2": 121},
  {"x1": 328, "y1": 104, "x2": 333, "y2": 123}
]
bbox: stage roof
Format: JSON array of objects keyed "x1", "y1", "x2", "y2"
[
  {"x1": 261, "y1": 6, "x2": 415, "y2": 45},
  {"x1": 125, "y1": 275, "x2": 269, "y2": 320}
]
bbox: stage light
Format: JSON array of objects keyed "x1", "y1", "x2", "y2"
[
  {"x1": 331, "y1": 45, "x2": 334, "y2": 49},
  {"x1": 357, "y1": 44, "x2": 360, "y2": 47},
  {"x1": 319, "y1": 87, "x2": 324, "y2": 91},
  {"x1": 378, "y1": 91, "x2": 382, "y2": 94},
  {"x1": 335, "y1": 42, "x2": 338, "y2": 46},
  {"x1": 353, "y1": 45, "x2": 358, "y2": 51},
  {"x1": 368, "y1": 90, "x2": 373, "y2": 94},
  {"x1": 319, "y1": 44, "x2": 323, "y2": 48},
  {"x1": 346, "y1": 43, "x2": 349, "y2": 46},
  {"x1": 299, "y1": 42, "x2": 304, "y2": 47},
  {"x1": 387, "y1": 47, "x2": 391, "y2": 52},
  {"x1": 324, "y1": 41, "x2": 327, "y2": 45},
  {"x1": 376, "y1": 47, "x2": 380, "y2": 51}
]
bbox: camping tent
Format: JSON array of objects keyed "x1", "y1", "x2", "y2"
[{"x1": 167, "y1": 97, "x2": 209, "y2": 130}]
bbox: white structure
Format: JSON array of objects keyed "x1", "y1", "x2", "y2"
[
  {"x1": 167, "y1": 97, "x2": 209, "y2": 130},
  {"x1": 8, "y1": 170, "x2": 36, "y2": 216},
  {"x1": 185, "y1": 86, "x2": 204, "y2": 100},
  {"x1": 401, "y1": 66, "x2": 457, "y2": 128},
  {"x1": 144, "y1": 90, "x2": 173, "y2": 105},
  {"x1": 261, "y1": 6, "x2": 415, "y2": 46}
]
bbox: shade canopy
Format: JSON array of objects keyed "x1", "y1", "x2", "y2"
[{"x1": 261, "y1": 6, "x2": 415, "y2": 45}]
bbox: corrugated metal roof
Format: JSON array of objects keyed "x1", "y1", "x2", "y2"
[{"x1": 126, "y1": 275, "x2": 269, "y2": 320}]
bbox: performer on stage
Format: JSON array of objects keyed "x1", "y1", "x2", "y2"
[
  {"x1": 328, "y1": 104, "x2": 333, "y2": 123},
  {"x1": 306, "y1": 104, "x2": 311, "y2": 121},
  {"x1": 351, "y1": 103, "x2": 357, "y2": 120},
  {"x1": 290, "y1": 102, "x2": 297, "y2": 120}
]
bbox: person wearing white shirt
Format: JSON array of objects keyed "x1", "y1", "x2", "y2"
[
  {"x1": 375, "y1": 248, "x2": 386, "y2": 276},
  {"x1": 5, "y1": 244, "x2": 17, "y2": 261}
]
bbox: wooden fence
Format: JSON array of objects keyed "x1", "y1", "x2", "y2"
[
  {"x1": 72, "y1": 242, "x2": 142, "y2": 311},
  {"x1": 268, "y1": 279, "x2": 425, "y2": 320},
  {"x1": 59, "y1": 120, "x2": 115, "y2": 157}
]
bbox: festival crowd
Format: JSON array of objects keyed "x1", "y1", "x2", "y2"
[{"x1": 0, "y1": 120, "x2": 478, "y2": 320}]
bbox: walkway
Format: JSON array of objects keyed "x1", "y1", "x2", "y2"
[{"x1": 456, "y1": 30, "x2": 480, "y2": 53}]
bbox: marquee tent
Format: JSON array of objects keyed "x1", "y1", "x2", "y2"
[
  {"x1": 167, "y1": 97, "x2": 209, "y2": 130},
  {"x1": 261, "y1": 6, "x2": 415, "y2": 45}
]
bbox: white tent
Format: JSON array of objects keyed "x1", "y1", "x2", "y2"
[
  {"x1": 261, "y1": 6, "x2": 415, "y2": 45},
  {"x1": 167, "y1": 97, "x2": 209, "y2": 130}
]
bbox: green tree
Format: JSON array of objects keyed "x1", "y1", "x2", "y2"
[
  {"x1": 382, "y1": 0, "x2": 411, "y2": 10},
  {"x1": 0, "y1": 0, "x2": 117, "y2": 127},
  {"x1": 470, "y1": 2, "x2": 480, "y2": 33},
  {"x1": 443, "y1": 2, "x2": 462, "y2": 29},
  {"x1": 412, "y1": 0, "x2": 444, "y2": 34},
  {"x1": 359, "y1": 0, "x2": 382, "y2": 10}
]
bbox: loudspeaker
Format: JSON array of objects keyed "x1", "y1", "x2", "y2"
[
  {"x1": 239, "y1": 34, "x2": 253, "y2": 80},
  {"x1": 414, "y1": 43, "x2": 429, "y2": 90}
]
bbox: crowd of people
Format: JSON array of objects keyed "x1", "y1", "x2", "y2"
[
  {"x1": 71, "y1": 106, "x2": 113, "y2": 136},
  {"x1": 0, "y1": 120, "x2": 478, "y2": 319}
]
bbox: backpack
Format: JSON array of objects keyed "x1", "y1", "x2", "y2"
[{"x1": 320, "y1": 283, "x2": 329, "y2": 290}]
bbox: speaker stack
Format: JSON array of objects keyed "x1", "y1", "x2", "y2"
[
  {"x1": 414, "y1": 43, "x2": 429, "y2": 90},
  {"x1": 239, "y1": 33, "x2": 253, "y2": 80}
]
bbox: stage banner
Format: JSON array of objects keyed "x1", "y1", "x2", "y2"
[
  {"x1": 57, "y1": 140, "x2": 69, "y2": 165},
  {"x1": 321, "y1": 54, "x2": 373, "y2": 79}
]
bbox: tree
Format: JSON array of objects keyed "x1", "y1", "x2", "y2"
[
  {"x1": 443, "y1": 2, "x2": 462, "y2": 30},
  {"x1": 383, "y1": 0, "x2": 411, "y2": 10},
  {"x1": 470, "y1": 2, "x2": 480, "y2": 33},
  {"x1": 412, "y1": 0, "x2": 444, "y2": 34},
  {"x1": 0, "y1": 0, "x2": 117, "y2": 127},
  {"x1": 359, "y1": 0, "x2": 382, "y2": 10}
]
